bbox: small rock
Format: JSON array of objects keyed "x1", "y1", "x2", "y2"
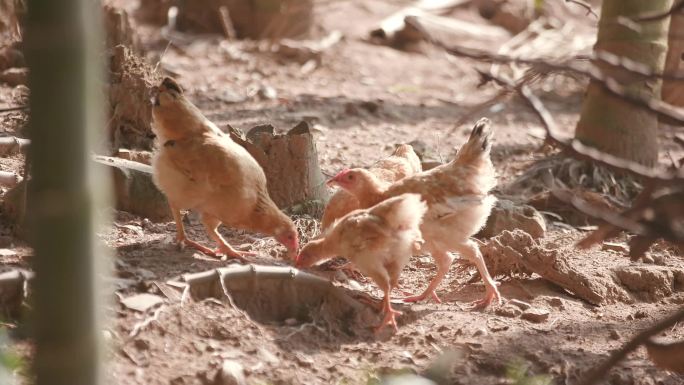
[
  {"x1": 609, "y1": 329, "x2": 621, "y2": 340},
  {"x1": 478, "y1": 199, "x2": 546, "y2": 239},
  {"x1": 521, "y1": 308, "x2": 550, "y2": 323},
  {"x1": 634, "y1": 310, "x2": 648, "y2": 319},
  {"x1": 508, "y1": 299, "x2": 531, "y2": 310},
  {"x1": 495, "y1": 304, "x2": 522, "y2": 318},
  {"x1": 257, "y1": 85, "x2": 277, "y2": 100},
  {"x1": 546, "y1": 297, "x2": 565, "y2": 309},
  {"x1": 473, "y1": 327, "x2": 488, "y2": 337},
  {"x1": 120, "y1": 293, "x2": 165, "y2": 312},
  {"x1": 133, "y1": 338, "x2": 150, "y2": 350},
  {"x1": 215, "y1": 360, "x2": 246, "y2": 385},
  {"x1": 284, "y1": 318, "x2": 298, "y2": 326},
  {"x1": 256, "y1": 347, "x2": 279, "y2": 365},
  {"x1": 602, "y1": 242, "x2": 629, "y2": 254},
  {"x1": 295, "y1": 353, "x2": 314, "y2": 367}
]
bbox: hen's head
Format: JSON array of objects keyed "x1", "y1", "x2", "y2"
[
  {"x1": 274, "y1": 221, "x2": 299, "y2": 257},
  {"x1": 294, "y1": 239, "x2": 329, "y2": 268},
  {"x1": 153, "y1": 77, "x2": 184, "y2": 108},
  {"x1": 327, "y1": 168, "x2": 375, "y2": 196}
]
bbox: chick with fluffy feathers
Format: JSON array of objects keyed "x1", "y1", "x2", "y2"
[
  {"x1": 296, "y1": 193, "x2": 428, "y2": 332},
  {"x1": 151, "y1": 78, "x2": 299, "y2": 259},
  {"x1": 328, "y1": 118, "x2": 500, "y2": 307},
  {"x1": 321, "y1": 144, "x2": 422, "y2": 230}
]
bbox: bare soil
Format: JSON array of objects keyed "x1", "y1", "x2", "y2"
[{"x1": 1, "y1": 1, "x2": 683, "y2": 385}]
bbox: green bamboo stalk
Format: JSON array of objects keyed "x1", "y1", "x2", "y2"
[
  {"x1": 24, "y1": 0, "x2": 109, "y2": 384},
  {"x1": 575, "y1": 0, "x2": 674, "y2": 166}
]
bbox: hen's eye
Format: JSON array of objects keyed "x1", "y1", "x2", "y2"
[{"x1": 347, "y1": 174, "x2": 354, "y2": 180}]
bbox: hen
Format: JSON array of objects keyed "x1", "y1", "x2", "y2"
[
  {"x1": 328, "y1": 118, "x2": 500, "y2": 307},
  {"x1": 151, "y1": 77, "x2": 299, "y2": 260},
  {"x1": 321, "y1": 144, "x2": 422, "y2": 230},
  {"x1": 296, "y1": 193, "x2": 427, "y2": 332}
]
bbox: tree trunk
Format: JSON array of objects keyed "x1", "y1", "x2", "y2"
[
  {"x1": 25, "y1": 0, "x2": 107, "y2": 384},
  {"x1": 661, "y1": 8, "x2": 684, "y2": 112},
  {"x1": 574, "y1": 0, "x2": 674, "y2": 167}
]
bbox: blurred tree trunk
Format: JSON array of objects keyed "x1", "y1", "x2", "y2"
[
  {"x1": 574, "y1": 0, "x2": 674, "y2": 167},
  {"x1": 25, "y1": 0, "x2": 107, "y2": 384},
  {"x1": 661, "y1": 9, "x2": 684, "y2": 113}
]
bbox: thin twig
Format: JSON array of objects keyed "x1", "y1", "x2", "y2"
[
  {"x1": 565, "y1": 0, "x2": 598, "y2": 18},
  {"x1": 0, "y1": 105, "x2": 28, "y2": 113},
  {"x1": 480, "y1": 71, "x2": 684, "y2": 182},
  {"x1": 576, "y1": 307, "x2": 684, "y2": 385},
  {"x1": 405, "y1": 15, "x2": 684, "y2": 127},
  {"x1": 634, "y1": 0, "x2": 684, "y2": 22}
]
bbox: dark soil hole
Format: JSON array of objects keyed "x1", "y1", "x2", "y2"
[{"x1": 182, "y1": 265, "x2": 377, "y2": 336}]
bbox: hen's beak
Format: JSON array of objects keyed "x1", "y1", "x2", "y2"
[{"x1": 325, "y1": 176, "x2": 339, "y2": 187}]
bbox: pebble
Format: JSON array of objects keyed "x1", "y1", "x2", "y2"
[
  {"x1": 215, "y1": 360, "x2": 246, "y2": 385},
  {"x1": 521, "y1": 308, "x2": 550, "y2": 323}
]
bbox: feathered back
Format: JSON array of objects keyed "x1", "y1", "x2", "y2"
[
  {"x1": 151, "y1": 77, "x2": 223, "y2": 142},
  {"x1": 369, "y1": 193, "x2": 428, "y2": 232},
  {"x1": 451, "y1": 118, "x2": 493, "y2": 167}
]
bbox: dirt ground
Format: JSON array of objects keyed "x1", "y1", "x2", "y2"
[{"x1": 1, "y1": 1, "x2": 684, "y2": 385}]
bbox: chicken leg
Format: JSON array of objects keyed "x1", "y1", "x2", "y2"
[
  {"x1": 402, "y1": 250, "x2": 453, "y2": 304},
  {"x1": 171, "y1": 206, "x2": 218, "y2": 256},
  {"x1": 201, "y1": 215, "x2": 257, "y2": 261},
  {"x1": 375, "y1": 281, "x2": 402, "y2": 334},
  {"x1": 453, "y1": 239, "x2": 501, "y2": 308}
]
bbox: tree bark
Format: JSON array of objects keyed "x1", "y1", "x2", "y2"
[
  {"x1": 661, "y1": 8, "x2": 684, "y2": 112},
  {"x1": 25, "y1": 0, "x2": 107, "y2": 384},
  {"x1": 574, "y1": 0, "x2": 674, "y2": 167}
]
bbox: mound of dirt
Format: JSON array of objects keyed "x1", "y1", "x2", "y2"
[{"x1": 107, "y1": 45, "x2": 160, "y2": 151}]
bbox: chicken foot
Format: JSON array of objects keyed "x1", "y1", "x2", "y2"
[
  {"x1": 202, "y1": 215, "x2": 257, "y2": 261},
  {"x1": 171, "y1": 206, "x2": 219, "y2": 256},
  {"x1": 401, "y1": 250, "x2": 453, "y2": 304},
  {"x1": 453, "y1": 239, "x2": 501, "y2": 309},
  {"x1": 375, "y1": 283, "x2": 402, "y2": 334}
]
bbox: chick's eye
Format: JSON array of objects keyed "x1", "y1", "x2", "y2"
[{"x1": 347, "y1": 174, "x2": 354, "y2": 180}]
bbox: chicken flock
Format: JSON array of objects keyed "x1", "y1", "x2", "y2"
[{"x1": 151, "y1": 77, "x2": 500, "y2": 332}]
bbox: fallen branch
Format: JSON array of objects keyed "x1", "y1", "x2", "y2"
[
  {"x1": 0, "y1": 171, "x2": 21, "y2": 187},
  {"x1": 0, "y1": 105, "x2": 28, "y2": 113},
  {"x1": 405, "y1": 15, "x2": 684, "y2": 130},
  {"x1": 478, "y1": 70, "x2": 684, "y2": 182},
  {"x1": 0, "y1": 136, "x2": 30, "y2": 156},
  {"x1": 576, "y1": 307, "x2": 684, "y2": 385}
]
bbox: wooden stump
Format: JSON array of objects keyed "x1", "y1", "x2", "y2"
[
  {"x1": 228, "y1": 121, "x2": 329, "y2": 215},
  {"x1": 177, "y1": 0, "x2": 314, "y2": 39},
  {"x1": 135, "y1": 0, "x2": 174, "y2": 25},
  {"x1": 104, "y1": 5, "x2": 141, "y2": 53},
  {"x1": 107, "y1": 45, "x2": 161, "y2": 151}
]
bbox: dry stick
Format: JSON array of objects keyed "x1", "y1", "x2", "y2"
[
  {"x1": 405, "y1": 16, "x2": 684, "y2": 181},
  {"x1": 576, "y1": 307, "x2": 684, "y2": 385},
  {"x1": 634, "y1": 0, "x2": 684, "y2": 22},
  {"x1": 0, "y1": 105, "x2": 28, "y2": 113},
  {"x1": 565, "y1": 0, "x2": 598, "y2": 18}
]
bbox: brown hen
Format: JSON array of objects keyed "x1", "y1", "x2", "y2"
[{"x1": 151, "y1": 78, "x2": 298, "y2": 260}]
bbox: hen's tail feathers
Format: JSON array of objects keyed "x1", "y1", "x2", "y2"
[
  {"x1": 371, "y1": 193, "x2": 428, "y2": 232},
  {"x1": 452, "y1": 118, "x2": 493, "y2": 166}
]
